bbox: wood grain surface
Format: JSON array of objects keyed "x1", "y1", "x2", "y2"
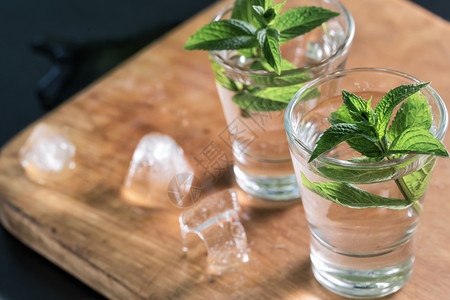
[{"x1": 1, "y1": 0, "x2": 450, "y2": 299}]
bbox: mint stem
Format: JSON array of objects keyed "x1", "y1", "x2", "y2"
[
  {"x1": 395, "y1": 177, "x2": 422, "y2": 215},
  {"x1": 378, "y1": 141, "x2": 421, "y2": 215}
]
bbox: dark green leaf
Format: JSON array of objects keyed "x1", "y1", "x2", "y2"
[
  {"x1": 252, "y1": 5, "x2": 268, "y2": 27},
  {"x1": 342, "y1": 90, "x2": 374, "y2": 124},
  {"x1": 251, "y1": 4, "x2": 278, "y2": 25},
  {"x1": 327, "y1": 102, "x2": 382, "y2": 157},
  {"x1": 231, "y1": 0, "x2": 253, "y2": 23},
  {"x1": 346, "y1": 138, "x2": 383, "y2": 157},
  {"x1": 387, "y1": 127, "x2": 449, "y2": 157},
  {"x1": 232, "y1": 0, "x2": 272, "y2": 27},
  {"x1": 262, "y1": 7, "x2": 277, "y2": 24},
  {"x1": 272, "y1": 7, "x2": 340, "y2": 44},
  {"x1": 301, "y1": 173, "x2": 411, "y2": 209},
  {"x1": 252, "y1": 5, "x2": 265, "y2": 16},
  {"x1": 232, "y1": 91, "x2": 287, "y2": 111},
  {"x1": 374, "y1": 83, "x2": 429, "y2": 139},
  {"x1": 309, "y1": 123, "x2": 378, "y2": 163},
  {"x1": 342, "y1": 90, "x2": 368, "y2": 116},
  {"x1": 184, "y1": 19, "x2": 258, "y2": 50},
  {"x1": 259, "y1": 0, "x2": 272, "y2": 10},
  {"x1": 257, "y1": 28, "x2": 281, "y2": 74},
  {"x1": 387, "y1": 92, "x2": 432, "y2": 143}
]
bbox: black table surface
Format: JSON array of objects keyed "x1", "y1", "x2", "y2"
[{"x1": 0, "y1": 1, "x2": 448, "y2": 299}]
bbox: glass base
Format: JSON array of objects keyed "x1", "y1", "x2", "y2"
[
  {"x1": 310, "y1": 237, "x2": 414, "y2": 299},
  {"x1": 233, "y1": 165, "x2": 300, "y2": 201}
]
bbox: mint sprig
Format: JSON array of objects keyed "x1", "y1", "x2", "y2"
[
  {"x1": 184, "y1": 0, "x2": 339, "y2": 74},
  {"x1": 185, "y1": 0, "x2": 338, "y2": 112},
  {"x1": 305, "y1": 84, "x2": 449, "y2": 213},
  {"x1": 308, "y1": 83, "x2": 445, "y2": 162}
]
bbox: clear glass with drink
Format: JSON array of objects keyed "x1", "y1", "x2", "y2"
[
  {"x1": 210, "y1": 0, "x2": 355, "y2": 203},
  {"x1": 284, "y1": 68, "x2": 448, "y2": 298}
]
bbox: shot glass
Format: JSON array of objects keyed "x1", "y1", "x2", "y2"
[
  {"x1": 284, "y1": 68, "x2": 448, "y2": 298},
  {"x1": 210, "y1": 0, "x2": 354, "y2": 203}
]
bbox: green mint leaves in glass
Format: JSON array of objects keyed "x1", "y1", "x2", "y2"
[
  {"x1": 185, "y1": 0, "x2": 354, "y2": 203},
  {"x1": 184, "y1": 0, "x2": 341, "y2": 113},
  {"x1": 306, "y1": 83, "x2": 448, "y2": 213}
]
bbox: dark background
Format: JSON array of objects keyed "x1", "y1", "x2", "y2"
[{"x1": 0, "y1": 1, "x2": 448, "y2": 299}]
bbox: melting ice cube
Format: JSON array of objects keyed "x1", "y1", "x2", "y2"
[
  {"x1": 19, "y1": 123, "x2": 76, "y2": 184},
  {"x1": 179, "y1": 189, "x2": 249, "y2": 274},
  {"x1": 121, "y1": 133, "x2": 194, "y2": 208}
]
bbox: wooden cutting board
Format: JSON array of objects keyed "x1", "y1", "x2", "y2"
[{"x1": 1, "y1": 0, "x2": 450, "y2": 299}]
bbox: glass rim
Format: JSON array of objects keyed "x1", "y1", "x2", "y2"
[
  {"x1": 284, "y1": 67, "x2": 449, "y2": 169},
  {"x1": 209, "y1": 1, "x2": 355, "y2": 77}
]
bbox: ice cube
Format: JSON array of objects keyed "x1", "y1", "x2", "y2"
[
  {"x1": 19, "y1": 123, "x2": 76, "y2": 184},
  {"x1": 179, "y1": 189, "x2": 249, "y2": 274},
  {"x1": 121, "y1": 133, "x2": 194, "y2": 208}
]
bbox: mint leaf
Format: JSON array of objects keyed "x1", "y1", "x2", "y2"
[
  {"x1": 316, "y1": 165, "x2": 396, "y2": 184},
  {"x1": 230, "y1": 81, "x2": 318, "y2": 112},
  {"x1": 250, "y1": 57, "x2": 297, "y2": 71},
  {"x1": 231, "y1": 0, "x2": 272, "y2": 27},
  {"x1": 209, "y1": 56, "x2": 241, "y2": 92},
  {"x1": 272, "y1": 7, "x2": 340, "y2": 44},
  {"x1": 346, "y1": 138, "x2": 384, "y2": 158},
  {"x1": 328, "y1": 102, "x2": 383, "y2": 157},
  {"x1": 251, "y1": 83, "x2": 305, "y2": 103},
  {"x1": 232, "y1": 91, "x2": 287, "y2": 111},
  {"x1": 387, "y1": 92, "x2": 432, "y2": 142},
  {"x1": 252, "y1": 5, "x2": 268, "y2": 27},
  {"x1": 261, "y1": 7, "x2": 277, "y2": 24},
  {"x1": 249, "y1": 56, "x2": 312, "y2": 86},
  {"x1": 342, "y1": 90, "x2": 374, "y2": 124},
  {"x1": 374, "y1": 83, "x2": 429, "y2": 139},
  {"x1": 253, "y1": 5, "x2": 265, "y2": 16},
  {"x1": 184, "y1": 20, "x2": 258, "y2": 50},
  {"x1": 329, "y1": 104, "x2": 353, "y2": 125},
  {"x1": 403, "y1": 158, "x2": 436, "y2": 201},
  {"x1": 257, "y1": 28, "x2": 281, "y2": 74},
  {"x1": 249, "y1": 71, "x2": 311, "y2": 86},
  {"x1": 309, "y1": 123, "x2": 378, "y2": 163},
  {"x1": 387, "y1": 127, "x2": 449, "y2": 157},
  {"x1": 301, "y1": 173, "x2": 411, "y2": 209},
  {"x1": 252, "y1": 5, "x2": 279, "y2": 26}
]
